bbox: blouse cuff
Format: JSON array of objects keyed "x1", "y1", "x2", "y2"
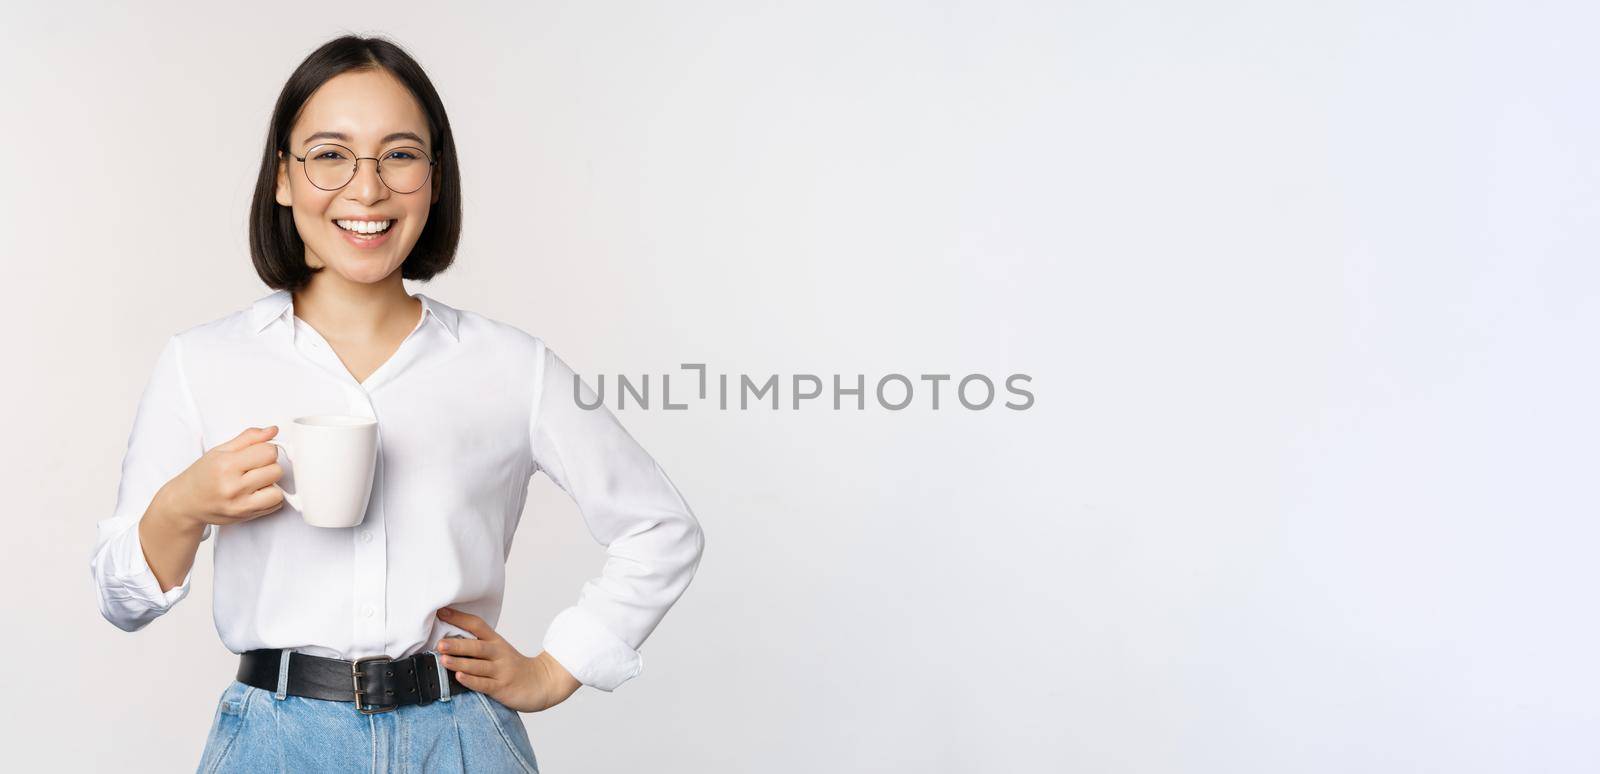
[
  {"x1": 94, "y1": 519, "x2": 199, "y2": 631},
  {"x1": 541, "y1": 606, "x2": 644, "y2": 692},
  {"x1": 119, "y1": 519, "x2": 199, "y2": 610}
]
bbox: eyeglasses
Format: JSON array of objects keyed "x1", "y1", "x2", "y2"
[{"x1": 287, "y1": 143, "x2": 439, "y2": 194}]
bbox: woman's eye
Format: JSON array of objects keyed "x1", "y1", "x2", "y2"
[
  {"x1": 388, "y1": 150, "x2": 418, "y2": 160},
  {"x1": 315, "y1": 152, "x2": 342, "y2": 160}
]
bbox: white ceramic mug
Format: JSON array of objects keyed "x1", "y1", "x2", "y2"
[{"x1": 265, "y1": 415, "x2": 379, "y2": 528}]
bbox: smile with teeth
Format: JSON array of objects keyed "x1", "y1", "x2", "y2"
[{"x1": 335, "y1": 219, "x2": 394, "y2": 239}]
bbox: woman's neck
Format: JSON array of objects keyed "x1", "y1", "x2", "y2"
[{"x1": 291, "y1": 274, "x2": 419, "y2": 342}]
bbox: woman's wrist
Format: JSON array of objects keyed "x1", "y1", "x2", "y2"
[
  {"x1": 535, "y1": 651, "x2": 582, "y2": 695},
  {"x1": 150, "y1": 482, "x2": 207, "y2": 536},
  {"x1": 138, "y1": 484, "x2": 208, "y2": 594}
]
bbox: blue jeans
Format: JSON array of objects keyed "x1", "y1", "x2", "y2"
[{"x1": 196, "y1": 649, "x2": 539, "y2": 773}]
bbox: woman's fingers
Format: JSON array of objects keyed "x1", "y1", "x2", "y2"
[
  {"x1": 237, "y1": 461, "x2": 283, "y2": 493},
  {"x1": 438, "y1": 608, "x2": 498, "y2": 641},
  {"x1": 437, "y1": 631, "x2": 502, "y2": 678},
  {"x1": 237, "y1": 484, "x2": 286, "y2": 518},
  {"x1": 440, "y1": 653, "x2": 497, "y2": 678},
  {"x1": 438, "y1": 636, "x2": 494, "y2": 659},
  {"x1": 453, "y1": 670, "x2": 496, "y2": 693},
  {"x1": 215, "y1": 425, "x2": 277, "y2": 454},
  {"x1": 235, "y1": 439, "x2": 283, "y2": 473}
]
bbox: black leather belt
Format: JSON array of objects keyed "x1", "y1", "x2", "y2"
[{"x1": 237, "y1": 648, "x2": 469, "y2": 714}]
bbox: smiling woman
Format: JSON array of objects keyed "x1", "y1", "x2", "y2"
[
  {"x1": 248, "y1": 38, "x2": 462, "y2": 291},
  {"x1": 90, "y1": 32, "x2": 706, "y2": 774}
]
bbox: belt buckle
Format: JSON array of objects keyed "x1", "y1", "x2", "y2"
[{"x1": 352, "y1": 655, "x2": 399, "y2": 715}]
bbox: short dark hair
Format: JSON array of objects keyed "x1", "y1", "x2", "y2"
[{"x1": 249, "y1": 35, "x2": 461, "y2": 291}]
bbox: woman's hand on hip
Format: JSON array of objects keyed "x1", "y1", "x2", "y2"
[{"x1": 434, "y1": 607, "x2": 582, "y2": 712}]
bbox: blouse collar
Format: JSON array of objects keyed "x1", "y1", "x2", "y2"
[{"x1": 248, "y1": 289, "x2": 460, "y2": 343}]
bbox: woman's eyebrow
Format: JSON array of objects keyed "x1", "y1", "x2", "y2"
[{"x1": 301, "y1": 130, "x2": 426, "y2": 146}]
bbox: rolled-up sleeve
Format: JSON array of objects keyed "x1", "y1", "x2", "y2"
[
  {"x1": 529, "y1": 340, "x2": 706, "y2": 692},
  {"x1": 90, "y1": 334, "x2": 212, "y2": 632}
]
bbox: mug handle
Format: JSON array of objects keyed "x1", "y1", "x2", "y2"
[{"x1": 264, "y1": 439, "x2": 302, "y2": 511}]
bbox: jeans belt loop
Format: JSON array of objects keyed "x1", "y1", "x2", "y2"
[{"x1": 274, "y1": 649, "x2": 292, "y2": 700}]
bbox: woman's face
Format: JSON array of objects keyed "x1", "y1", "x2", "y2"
[{"x1": 275, "y1": 68, "x2": 439, "y2": 285}]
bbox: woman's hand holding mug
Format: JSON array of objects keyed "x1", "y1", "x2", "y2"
[{"x1": 158, "y1": 425, "x2": 288, "y2": 531}]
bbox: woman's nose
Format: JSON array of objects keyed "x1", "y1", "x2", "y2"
[{"x1": 346, "y1": 158, "x2": 389, "y2": 202}]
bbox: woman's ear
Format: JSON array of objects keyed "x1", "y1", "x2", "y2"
[{"x1": 275, "y1": 150, "x2": 293, "y2": 207}]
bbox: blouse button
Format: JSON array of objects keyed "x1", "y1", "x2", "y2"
[
  {"x1": 362, "y1": 605, "x2": 375, "y2": 619},
  {"x1": 361, "y1": 530, "x2": 373, "y2": 543}
]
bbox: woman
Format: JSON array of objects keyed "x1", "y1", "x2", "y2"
[{"x1": 88, "y1": 35, "x2": 706, "y2": 773}]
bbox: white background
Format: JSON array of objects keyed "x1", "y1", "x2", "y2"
[{"x1": 3, "y1": 1, "x2": 1596, "y2": 771}]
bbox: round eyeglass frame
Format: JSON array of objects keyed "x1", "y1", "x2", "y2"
[{"x1": 286, "y1": 143, "x2": 440, "y2": 194}]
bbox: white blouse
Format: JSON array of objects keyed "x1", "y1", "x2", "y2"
[{"x1": 89, "y1": 289, "x2": 705, "y2": 692}]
